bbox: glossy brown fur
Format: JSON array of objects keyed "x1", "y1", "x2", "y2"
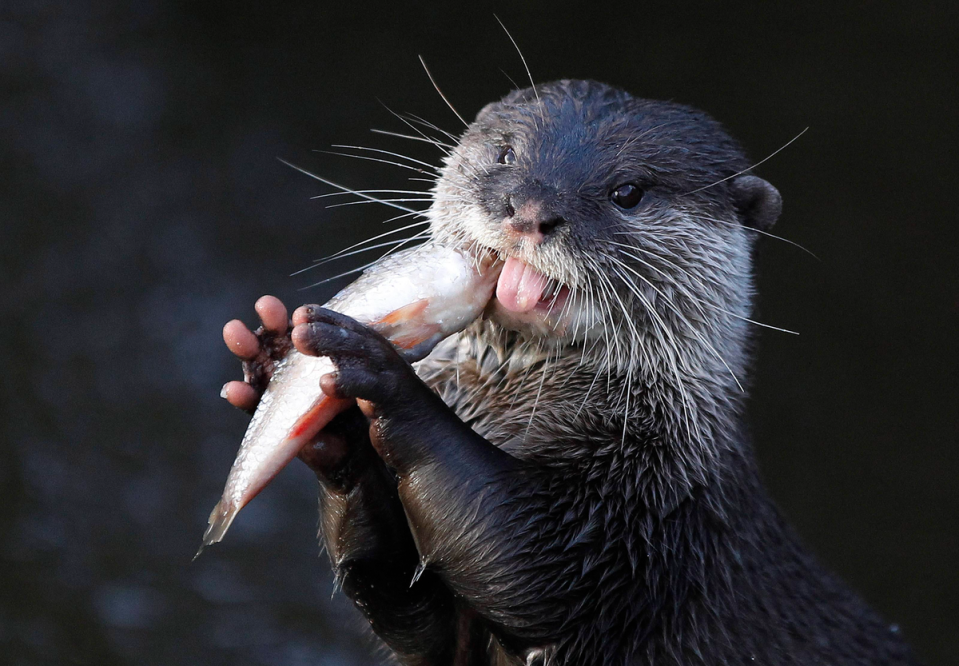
[{"x1": 289, "y1": 82, "x2": 918, "y2": 665}]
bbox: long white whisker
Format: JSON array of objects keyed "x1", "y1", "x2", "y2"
[
  {"x1": 314, "y1": 149, "x2": 436, "y2": 176},
  {"x1": 608, "y1": 254, "x2": 745, "y2": 394},
  {"x1": 592, "y1": 255, "x2": 693, "y2": 437},
  {"x1": 277, "y1": 158, "x2": 417, "y2": 214},
  {"x1": 404, "y1": 113, "x2": 462, "y2": 144},
  {"x1": 525, "y1": 351, "x2": 551, "y2": 439},
  {"x1": 376, "y1": 104, "x2": 470, "y2": 177},
  {"x1": 294, "y1": 223, "x2": 433, "y2": 274},
  {"x1": 325, "y1": 198, "x2": 432, "y2": 209},
  {"x1": 310, "y1": 189, "x2": 433, "y2": 200},
  {"x1": 418, "y1": 55, "x2": 468, "y2": 128},
  {"x1": 498, "y1": 68, "x2": 520, "y2": 90},
  {"x1": 329, "y1": 145, "x2": 441, "y2": 171},
  {"x1": 686, "y1": 127, "x2": 808, "y2": 195},
  {"x1": 300, "y1": 231, "x2": 430, "y2": 289},
  {"x1": 292, "y1": 216, "x2": 429, "y2": 276},
  {"x1": 693, "y1": 215, "x2": 819, "y2": 260},
  {"x1": 306, "y1": 237, "x2": 427, "y2": 268},
  {"x1": 608, "y1": 240, "x2": 799, "y2": 335},
  {"x1": 370, "y1": 128, "x2": 453, "y2": 150},
  {"x1": 494, "y1": 15, "x2": 539, "y2": 106}
]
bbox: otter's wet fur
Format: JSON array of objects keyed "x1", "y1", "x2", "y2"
[{"x1": 297, "y1": 80, "x2": 919, "y2": 664}]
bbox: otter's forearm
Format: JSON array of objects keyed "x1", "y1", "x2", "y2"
[
  {"x1": 300, "y1": 413, "x2": 459, "y2": 665},
  {"x1": 371, "y1": 394, "x2": 576, "y2": 645},
  {"x1": 299, "y1": 309, "x2": 586, "y2": 647}
]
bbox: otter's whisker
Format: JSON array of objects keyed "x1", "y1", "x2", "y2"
[
  {"x1": 498, "y1": 68, "x2": 521, "y2": 91},
  {"x1": 404, "y1": 113, "x2": 489, "y2": 179},
  {"x1": 370, "y1": 128, "x2": 454, "y2": 151},
  {"x1": 277, "y1": 158, "x2": 420, "y2": 215},
  {"x1": 292, "y1": 218, "x2": 431, "y2": 276},
  {"x1": 419, "y1": 177, "x2": 471, "y2": 196},
  {"x1": 574, "y1": 347, "x2": 603, "y2": 420},
  {"x1": 596, "y1": 266, "x2": 645, "y2": 420},
  {"x1": 584, "y1": 258, "x2": 615, "y2": 376},
  {"x1": 401, "y1": 113, "x2": 462, "y2": 146},
  {"x1": 325, "y1": 198, "x2": 433, "y2": 209},
  {"x1": 311, "y1": 189, "x2": 434, "y2": 200},
  {"x1": 305, "y1": 235, "x2": 431, "y2": 270},
  {"x1": 314, "y1": 149, "x2": 437, "y2": 176},
  {"x1": 525, "y1": 349, "x2": 552, "y2": 439},
  {"x1": 378, "y1": 103, "x2": 478, "y2": 181},
  {"x1": 378, "y1": 101, "x2": 458, "y2": 145},
  {"x1": 610, "y1": 241, "x2": 800, "y2": 335},
  {"x1": 608, "y1": 254, "x2": 745, "y2": 394},
  {"x1": 597, "y1": 255, "x2": 694, "y2": 438},
  {"x1": 329, "y1": 145, "x2": 443, "y2": 172},
  {"x1": 622, "y1": 358, "x2": 634, "y2": 443},
  {"x1": 417, "y1": 55, "x2": 469, "y2": 129},
  {"x1": 494, "y1": 15, "x2": 540, "y2": 106},
  {"x1": 686, "y1": 127, "x2": 808, "y2": 195},
  {"x1": 694, "y1": 214, "x2": 819, "y2": 260},
  {"x1": 300, "y1": 230, "x2": 431, "y2": 290}
]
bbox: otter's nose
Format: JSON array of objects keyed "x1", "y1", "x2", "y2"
[{"x1": 504, "y1": 196, "x2": 564, "y2": 245}]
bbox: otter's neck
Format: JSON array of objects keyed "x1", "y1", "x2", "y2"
[{"x1": 421, "y1": 320, "x2": 753, "y2": 515}]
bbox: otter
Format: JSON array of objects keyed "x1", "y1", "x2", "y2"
[{"x1": 221, "y1": 80, "x2": 919, "y2": 665}]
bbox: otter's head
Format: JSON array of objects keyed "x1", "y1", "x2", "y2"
[{"x1": 430, "y1": 80, "x2": 780, "y2": 394}]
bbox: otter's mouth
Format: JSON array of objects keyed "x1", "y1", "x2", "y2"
[
  {"x1": 495, "y1": 256, "x2": 570, "y2": 315},
  {"x1": 462, "y1": 242, "x2": 595, "y2": 339}
]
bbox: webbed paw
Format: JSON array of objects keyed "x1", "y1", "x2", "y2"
[{"x1": 290, "y1": 306, "x2": 424, "y2": 413}]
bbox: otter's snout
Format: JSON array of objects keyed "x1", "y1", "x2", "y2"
[{"x1": 503, "y1": 194, "x2": 565, "y2": 245}]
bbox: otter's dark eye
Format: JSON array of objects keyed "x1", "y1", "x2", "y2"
[
  {"x1": 498, "y1": 145, "x2": 516, "y2": 165},
  {"x1": 610, "y1": 183, "x2": 644, "y2": 209}
]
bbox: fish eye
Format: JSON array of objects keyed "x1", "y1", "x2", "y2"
[
  {"x1": 498, "y1": 145, "x2": 516, "y2": 165},
  {"x1": 610, "y1": 183, "x2": 644, "y2": 209}
]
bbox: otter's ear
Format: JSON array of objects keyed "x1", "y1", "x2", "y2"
[{"x1": 730, "y1": 175, "x2": 781, "y2": 231}]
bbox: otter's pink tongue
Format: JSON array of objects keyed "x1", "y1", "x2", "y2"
[{"x1": 496, "y1": 257, "x2": 549, "y2": 313}]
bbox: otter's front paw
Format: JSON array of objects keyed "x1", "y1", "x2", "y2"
[
  {"x1": 290, "y1": 307, "x2": 425, "y2": 413},
  {"x1": 221, "y1": 295, "x2": 294, "y2": 414}
]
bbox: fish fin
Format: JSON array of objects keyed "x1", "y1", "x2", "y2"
[
  {"x1": 369, "y1": 299, "x2": 443, "y2": 361},
  {"x1": 392, "y1": 326, "x2": 443, "y2": 363},
  {"x1": 288, "y1": 395, "x2": 353, "y2": 441},
  {"x1": 195, "y1": 499, "x2": 239, "y2": 558},
  {"x1": 375, "y1": 299, "x2": 430, "y2": 327},
  {"x1": 391, "y1": 325, "x2": 443, "y2": 352}
]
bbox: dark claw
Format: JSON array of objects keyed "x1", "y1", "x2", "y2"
[
  {"x1": 321, "y1": 368, "x2": 388, "y2": 404},
  {"x1": 299, "y1": 307, "x2": 372, "y2": 334}
]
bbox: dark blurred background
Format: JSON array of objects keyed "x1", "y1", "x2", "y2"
[{"x1": 1, "y1": 1, "x2": 956, "y2": 664}]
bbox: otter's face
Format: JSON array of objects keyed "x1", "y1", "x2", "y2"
[{"x1": 430, "y1": 81, "x2": 780, "y2": 374}]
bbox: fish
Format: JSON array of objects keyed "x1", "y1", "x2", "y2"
[{"x1": 197, "y1": 243, "x2": 501, "y2": 555}]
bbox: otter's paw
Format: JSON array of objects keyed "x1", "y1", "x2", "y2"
[
  {"x1": 291, "y1": 306, "x2": 424, "y2": 413},
  {"x1": 221, "y1": 295, "x2": 294, "y2": 414}
]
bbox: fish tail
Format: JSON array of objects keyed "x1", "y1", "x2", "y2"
[{"x1": 193, "y1": 499, "x2": 239, "y2": 560}]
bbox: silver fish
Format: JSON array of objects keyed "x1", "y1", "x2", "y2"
[{"x1": 198, "y1": 243, "x2": 500, "y2": 554}]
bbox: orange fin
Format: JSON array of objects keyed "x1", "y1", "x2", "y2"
[
  {"x1": 289, "y1": 395, "x2": 352, "y2": 440},
  {"x1": 370, "y1": 299, "x2": 443, "y2": 351},
  {"x1": 391, "y1": 325, "x2": 443, "y2": 350},
  {"x1": 374, "y1": 298, "x2": 430, "y2": 327}
]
